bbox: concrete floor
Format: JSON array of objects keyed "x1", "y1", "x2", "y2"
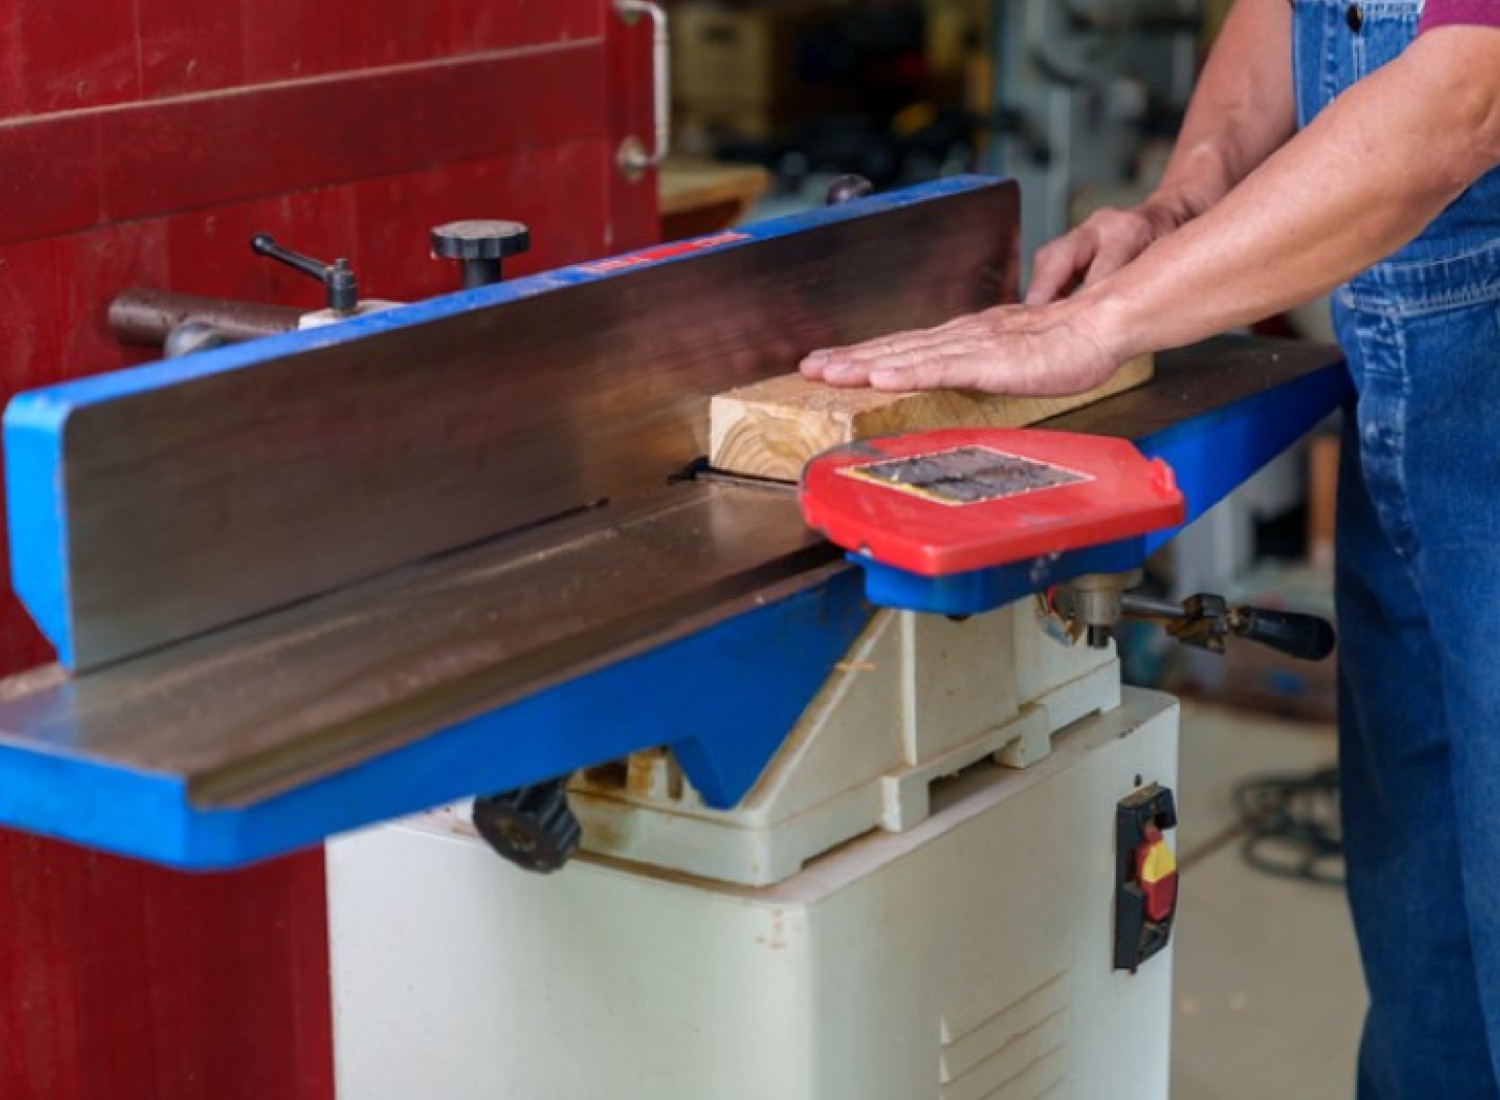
[{"x1": 1171, "y1": 701, "x2": 1366, "y2": 1100}]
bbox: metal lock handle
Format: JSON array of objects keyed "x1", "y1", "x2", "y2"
[
  {"x1": 250, "y1": 234, "x2": 359, "y2": 315},
  {"x1": 614, "y1": 0, "x2": 671, "y2": 180}
]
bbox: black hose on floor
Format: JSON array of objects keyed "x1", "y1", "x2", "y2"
[{"x1": 1233, "y1": 767, "x2": 1345, "y2": 887}]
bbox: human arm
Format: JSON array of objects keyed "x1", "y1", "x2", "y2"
[
  {"x1": 1097, "y1": 25, "x2": 1500, "y2": 360},
  {"x1": 802, "y1": 26, "x2": 1500, "y2": 396},
  {"x1": 1025, "y1": 0, "x2": 1298, "y2": 304}
]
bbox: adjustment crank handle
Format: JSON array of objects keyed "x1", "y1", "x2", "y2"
[
  {"x1": 250, "y1": 233, "x2": 359, "y2": 314},
  {"x1": 1118, "y1": 592, "x2": 1337, "y2": 662},
  {"x1": 1228, "y1": 606, "x2": 1337, "y2": 663}
]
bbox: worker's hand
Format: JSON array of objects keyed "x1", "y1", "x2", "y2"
[
  {"x1": 1025, "y1": 203, "x2": 1182, "y2": 305},
  {"x1": 799, "y1": 299, "x2": 1125, "y2": 397}
]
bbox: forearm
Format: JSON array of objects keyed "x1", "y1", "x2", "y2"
[
  {"x1": 1140, "y1": 0, "x2": 1297, "y2": 228},
  {"x1": 804, "y1": 27, "x2": 1500, "y2": 398},
  {"x1": 1022, "y1": 0, "x2": 1298, "y2": 303},
  {"x1": 1094, "y1": 30, "x2": 1500, "y2": 360}
]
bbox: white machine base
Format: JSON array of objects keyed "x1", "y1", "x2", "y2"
[
  {"x1": 567, "y1": 606, "x2": 1120, "y2": 887},
  {"x1": 329, "y1": 689, "x2": 1178, "y2": 1100}
]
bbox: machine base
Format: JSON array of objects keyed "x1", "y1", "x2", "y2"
[
  {"x1": 564, "y1": 604, "x2": 1119, "y2": 887},
  {"x1": 328, "y1": 689, "x2": 1179, "y2": 1100}
]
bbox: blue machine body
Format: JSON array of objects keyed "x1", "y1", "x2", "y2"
[{"x1": 0, "y1": 177, "x2": 1353, "y2": 869}]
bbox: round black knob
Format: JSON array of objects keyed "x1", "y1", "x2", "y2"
[
  {"x1": 471, "y1": 778, "x2": 582, "y2": 874},
  {"x1": 430, "y1": 219, "x2": 531, "y2": 260},
  {"x1": 431, "y1": 220, "x2": 531, "y2": 289},
  {"x1": 825, "y1": 175, "x2": 875, "y2": 206}
]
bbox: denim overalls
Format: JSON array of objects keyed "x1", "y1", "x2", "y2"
[{"x1": 1295, "y1": 2, "x2": 1500, "y2": 1094}]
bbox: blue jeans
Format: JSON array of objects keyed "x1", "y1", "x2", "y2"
[{"x1": 1295, "y1": 2, "x2": 1500, "y2": 1095}]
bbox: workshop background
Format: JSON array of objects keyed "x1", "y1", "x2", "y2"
[{"x1": 0, "y1": 2, "x2": 1358, "y2": 1098}]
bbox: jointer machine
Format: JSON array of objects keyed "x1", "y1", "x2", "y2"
[{"x1": 0, "y1": 176, "x2": 1347, "y2": 1098}]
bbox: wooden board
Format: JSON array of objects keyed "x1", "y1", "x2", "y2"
[{"x1": 708, "y1": 354, "x2": 1156, "y2": 481}]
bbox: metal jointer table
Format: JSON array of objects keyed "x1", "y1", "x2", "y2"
[{"x1": 0, "y1": 175, "x2": 1350, "y2": 871}]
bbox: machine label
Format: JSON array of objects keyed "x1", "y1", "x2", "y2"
[
  {"x1": 579, "y1": 232, "x2": 752, "y2": 274},
  {"x1": 838, "y1": 446, "x2": 1090, "y2": 506}
]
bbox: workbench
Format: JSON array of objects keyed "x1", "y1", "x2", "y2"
[{"x1": 659, "y1": 155, "x2": 772, "y2": 239}]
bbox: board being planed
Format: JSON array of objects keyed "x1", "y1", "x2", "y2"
[{"x1": 709, "y1": 355, "x2": 1155, "y2": 482}]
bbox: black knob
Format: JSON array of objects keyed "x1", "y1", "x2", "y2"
[
  {"x1": 825, "y1": 175, "x2": 875, "y2": 206},
  {"x1": 251, "y1": 234, "x2": 359, "y2": 314},
  {"x1": 431, "y1": 220, "x2": 531, "y2": 289},
  {"x1": 1231, "y1": 607, "x2": 1338, "y2": 662},
  {"x1": 471, "y1": 778, "x2": 581, "y2": 874}
]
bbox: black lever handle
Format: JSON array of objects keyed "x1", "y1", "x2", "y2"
[
  {"x1": 1228, "y1": 606, "x2": 1338, "y2": 663},
  {"x1": 1120, "y1": 592, "x2": 1336, "y2": 663},
  {"x1": 250, "y1": 234, "x2": 359, "y2": 314}
]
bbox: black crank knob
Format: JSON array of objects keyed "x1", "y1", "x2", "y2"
[
  {"x1": 471, "y1": 778, "x2": 582, "y2": 874},
  {"x1": 431, "y1": 220, "x2": 531, "y2": 289}
]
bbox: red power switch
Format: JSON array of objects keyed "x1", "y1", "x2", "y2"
[
  {"x1": 1136, "y1": 822, "x2": 1179, "y2": 923},
  {"x1": 1114, "y1": 783, "x2": 1179, "y2": 971}
]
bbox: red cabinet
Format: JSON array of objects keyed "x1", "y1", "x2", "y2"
[{"x1": 0, "y1": 5, "x2": 656, "y2": 1095}]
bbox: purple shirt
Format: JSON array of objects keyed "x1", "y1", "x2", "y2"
[{"x1": 1422, "y1": 0, "x2": 1500, "y2": 30}]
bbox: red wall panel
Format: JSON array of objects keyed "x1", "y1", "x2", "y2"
[
  {"x1": 0, "y1": 3, "x2": 657, "y2": 1097},
  {"x1": 0, "y1": 839, "x2": 335, "y2": 1100},
  {"x1": 0, "y1": 48, "x2": 608, "y2": 247},
  {"x1": 0, "y1": 0, "x2": 610, "y2": 111}
]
